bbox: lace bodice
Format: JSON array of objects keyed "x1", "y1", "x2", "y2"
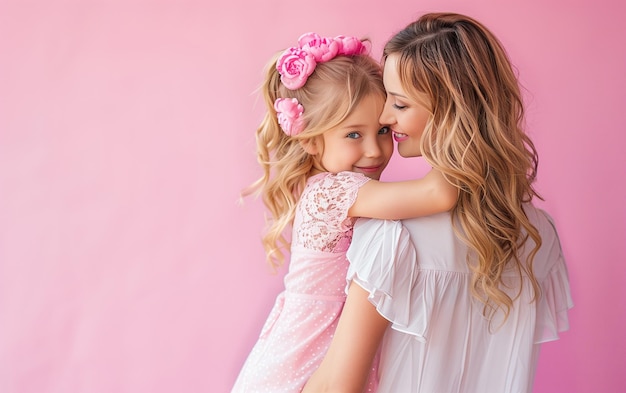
[{"x1": 292, "y1": 172, "x2": 370, "y2": 253}]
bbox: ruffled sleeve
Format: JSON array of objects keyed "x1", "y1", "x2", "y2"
[
  {"x1": 305, "y1": 171, "x2": 370, "y2": 231},
  {"x1": 533, "y1": 210, "x2": 574, "y2": 343},
  {"x1": 295, "y1": 171, "x2": 370, "y2": 252},
  {"x1": 346, "y1": 218, "x2": 425, "y2": 340},
  {"x1": 326, "y1": 171, "x2": 370, "y2": 231}
]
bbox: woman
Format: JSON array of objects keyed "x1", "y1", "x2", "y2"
[{"x1": 303, "y1": 12, "x2": 573, "y2": 393}]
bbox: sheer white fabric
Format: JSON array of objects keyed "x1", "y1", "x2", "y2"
[{"x1": 346, "y1": 206, "x2": 573, "y2": 393}]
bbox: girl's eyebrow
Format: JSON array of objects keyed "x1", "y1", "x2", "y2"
[{"x1": 338, "y1": 123, "x2": 368, "y2": 130}]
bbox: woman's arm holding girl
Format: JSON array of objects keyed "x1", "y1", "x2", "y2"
[{"x1": 302, "y1": 282, "x2": 388, "y2": 393}]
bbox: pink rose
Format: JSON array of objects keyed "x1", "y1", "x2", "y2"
[
  {"x1": 297, "y1": 32, "x2": 323, "y2": 48},
  {"x1": 275, "y1": 32, "x2": 368, "y2": 91},
  {"x1": 298, "y1": 32, "x2": 339, "y2": 62},
  {"x1": 335, "y1": 35, "x2": 368, "y2": 55},
  {"x1": 276, "y1": 47, "x2": 316, "y2": 90},
  {"x1": 274, "y1": 98, "x2": 305, "y2": 136}
]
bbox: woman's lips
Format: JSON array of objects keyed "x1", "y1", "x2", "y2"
[{"x1": 393, "y1": 132, "x2": 409, "y2": 142}]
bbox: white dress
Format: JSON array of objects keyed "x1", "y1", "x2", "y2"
[{"x1": 346, "y1": 205, "x2": 573, "y2": 393}]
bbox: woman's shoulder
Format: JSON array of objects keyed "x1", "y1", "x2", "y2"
[
  {"x1": 522, "y1": 204, "x2": 563, "y2": 251},
  {"x1": 522, "y1": 204, "x2": 567, "y2": 275},
  {"x1": 523, "y1": 204, "x2": 559, "y2": 233}
]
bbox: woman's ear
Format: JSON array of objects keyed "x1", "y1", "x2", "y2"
[{"x1": 299, "y1": 138, "x2": 319, "y2": 155}]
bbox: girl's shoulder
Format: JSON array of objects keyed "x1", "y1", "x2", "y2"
[
  {"x1": 306, "y1": 171, "x2": 370, "y2": 191},
  {"x1": 300, "y1": 171, "x2": 371, "y2": 213}
]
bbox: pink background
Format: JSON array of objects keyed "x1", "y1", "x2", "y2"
[{"x1": 1, "y1": 0, "x2": 624, "y2": 392}]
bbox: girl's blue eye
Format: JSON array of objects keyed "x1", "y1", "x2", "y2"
[
  {"x1": 347, "y1": 132, "x2": 361, "y2": 139},
  {"x1": 379, "y1": 126, "x2": 390, "y2": 135}
]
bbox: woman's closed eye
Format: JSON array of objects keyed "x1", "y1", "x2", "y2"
[{"x1": 392, "y1": 103, "x2": 407, "y2": 110}]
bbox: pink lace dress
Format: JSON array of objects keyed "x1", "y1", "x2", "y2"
[{"x1": 232, "y1": 171, "x2": 379, "y2": 393}]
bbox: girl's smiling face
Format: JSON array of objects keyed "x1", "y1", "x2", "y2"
[
  {"x1": 379, "y1": 54, "x2": 432, "y2": 158},
  {"x1": 314, "y1": 93, "x2": 393, "y2": 180}
]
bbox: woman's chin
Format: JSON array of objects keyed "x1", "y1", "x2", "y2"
[{"x1": 397, "y1": 149, "x2": 422, "y2": 158}]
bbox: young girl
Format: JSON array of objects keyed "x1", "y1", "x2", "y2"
[
  {"x1": 303, "y1": 13, "x2": 573, "y2": 393},
  {"x1": 232, "y1": 33, "x2": 457, "y2": 392}
]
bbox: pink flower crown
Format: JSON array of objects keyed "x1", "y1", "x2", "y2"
[
  {"x1": 276, "y1": 32, "x2": 370, "y2": 90},
  {"x1": 274, "y1": 32, "x2": 369, "y2": 136}
]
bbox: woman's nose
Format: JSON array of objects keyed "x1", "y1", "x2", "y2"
[{"x1": 379, "y1": 101, "x2": 394, "y2": 125}]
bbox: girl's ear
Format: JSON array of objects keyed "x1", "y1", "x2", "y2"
[{"x1": 299, "y1": 138, "x2": 319, "y2": 155}]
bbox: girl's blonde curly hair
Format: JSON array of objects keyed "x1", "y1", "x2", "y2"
[{"x1": 245, "y1": 45, "x2": 385, "y2": 270}]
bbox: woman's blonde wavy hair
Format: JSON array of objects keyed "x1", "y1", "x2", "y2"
[
  {"x1": 383, "y1": 13, "x2": 543, "y2": 322},
  {"x1": 245, "y1": 46, "x2": 385, "y2": 270}
]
